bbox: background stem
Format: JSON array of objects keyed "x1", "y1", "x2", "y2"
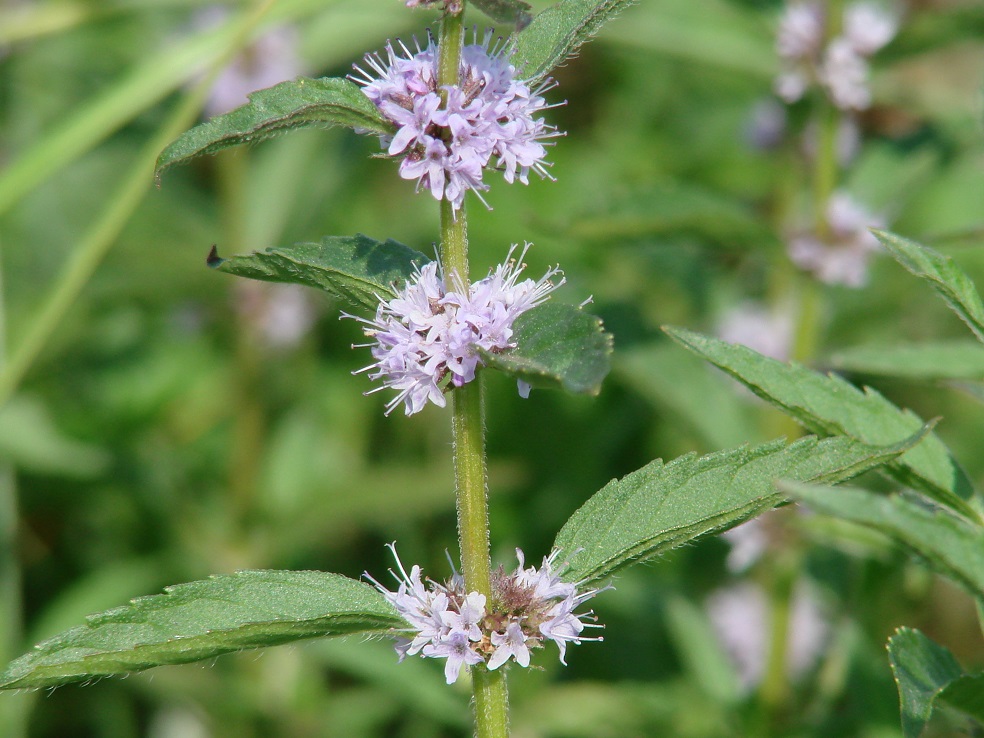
[
  {"x1": 759, "y1": 5, "x2": 845, "y2": 731},
  {"x1": 0, "y1": 241, "x2": 29, "y2": 737}
]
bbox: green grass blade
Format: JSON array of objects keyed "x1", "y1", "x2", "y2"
[
  {"x1": 0, "y1": 14, "x2": 238, "y2": 217},
  {"x1": 0, "y1": 0, "x2": 280, "y2": 410}
]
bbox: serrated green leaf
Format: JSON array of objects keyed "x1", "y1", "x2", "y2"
[
  {"x1": 472, "y1": 0, "x2": 533, "y2": 27},
  {"x1": 208, "y1": 234, "x2": 431, "y2": 313},
  {"x1": 874, "y1": 230, "x2": 984, "y2": 344},
  {"x1": 156, "y1": 77, "x2": 393, "y2": 176},
  {"x1": 780, "y1": 481, "x2": 984, "y2": 602},
  {"x1": 0, "y1": 570, "x2": 403, "y2": 691},
  {"x1": 510, "y1": 0, "x2": 636, "y2": 83},
  {"x1": 830, "y1": 340, "x2": 984, "y2": 380},
  {"x1": 479, "y1": 303, "x2": 612, "y2": 395},
  {"x1": 554, "y1": 433, "x2": 917, "y2": 585},
  {"x1": 887, "y1": 627, "x2": 984, "y2": 738},
  {"x1": 664, "y1": 326, "x2": 981, "y2": 523}
]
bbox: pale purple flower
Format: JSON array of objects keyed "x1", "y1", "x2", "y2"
[
  {"x1": 776, "y1": 2, "x2": 825, "y2": 61},
  {"x1": 441, "y1": 591, "x2": 487, "y2": 642},
  {"x1": 818, "y1": 38, "x2": 872, "y2": 111},
  {"x1": 347, "y1": 245, "x2": 564, "y2": 416},
  {"x1": 721, "y1": 517, "x2": 770, "y2": 573},
  {"x1": 352, "y1": 32, "x2": 560, "y2": 211},
  {"x1": 745, "y1": 99, "x2": 788, "y2": 151},
  {"x1": 717, "y1": 301, "x2": 795, "y2": 362},
  {"x1": 428, "y1": 629, "x2": 484, "y2": 684},
  {"x1": 706, "y1": 580, "x2": 830, "y2": 694},
  {"x1": 773, "y1": 1, "x2": 897, "y2": 111},
  {"x1": 365, "y1": 545, "x2": 607, "y2": 683},
  {"x1": 843, "y1": 3, "x2": 898, "y2": 56},
  {"x1": 488, "y1": 621, "x2": 530, "y2": 669},
  {"x1": 194, "y1": 8, "x2": 303, "y2": 117},
  {"x1": 235, "y1": 281, "x2": 317, "y2": 351},
  {"x1": 774, "y1": 70, "x2": 811, "y2": 105},
  {"x1": 787, "y1": 191, "x2": 885, "y2": 286}
]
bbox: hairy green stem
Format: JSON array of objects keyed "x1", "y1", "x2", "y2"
[
  {"x1": 438, "y1": 6, "x2": 509, "y2": 738},
  {"x1": 0, "y1": 0, "x2": 279, "y2": 411}
]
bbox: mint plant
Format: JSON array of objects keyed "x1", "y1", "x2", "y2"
[{"x1": 2, "y1": 1, "x2": 982, "y2": 737}]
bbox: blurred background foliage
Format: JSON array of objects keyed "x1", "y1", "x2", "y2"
[{"x1": 1, "y1": 0, "x2": 983, "y2": 736}]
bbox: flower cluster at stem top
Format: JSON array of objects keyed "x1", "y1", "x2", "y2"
[
  {"x1": 775, "y1": 1, "x2": 897, "y2": 111},
  {"x1": 347, "y1": 245, "x2": 563, "y2": 416},
  {"x1": 365, "y1": 545, "x2": 608, "y2": 684},
  {"x1": 352, "y1": 31, "x2": 560, "y2": 211}
]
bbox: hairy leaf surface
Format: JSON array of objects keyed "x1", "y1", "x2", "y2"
[
  {"x1": 511, "y1": 0, "x2": 636, "y2": 83},
  {"x1": 875, "y1": 230, "x2": 984, "y2": 344},
  {"x1": 0, "y1": 570, "x2": 404, "y2": 690},
  {"x1": 208, "y1": 235, "x2": 431, "y2": 313},
  {"x1": 665, "y1": 326, "x2": 980, "y2": 522},
  {"x1": 480, "y1": 303, "x2": 613, "y2": 396},
  {"x1": 782, "y1": 482, "x2": 984, "y2": 601},
  {"x1": 888, "y1": 627, "x2": 984, "y2": 738},
  {"x1": 156, "y1": 77, "x2": 393, "y2": 175},
  {"x1": 554, "y1": 433, "x2": 917, "y2": 585}
]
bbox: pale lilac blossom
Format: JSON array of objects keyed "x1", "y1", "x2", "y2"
[
  {"x1": 788, "y1": 191, "x2": 886, "y2": 286},
  {"x1": 706, "y1": 580, "x2": 830, "y2": 693},
  {"x1": 818, "y1": 37, "x2": 872, "y2": 111},
  {"x1": 843, "y1": 2, "x2": 898, "y2": 56},
  {"x1": 352, "y1": 32, "x2": 560, "y2": 211},
  {"x1": 745, "y1": 99, "x2": 788, "y2": 151},
  {"x1": 717, "y1": 301, "x2": 795, "y2": 362},
  {"x1": 234, "y1": 282, "x2": 317, "y2": 351},
  {"x1": 721, "y1": 517, "x2": 770, "y2": 573},
  {"x1": 194, "y1": 8, "x2": 303, "y2": 117},
  {"x1": 365, "y1": 545, "x2": 607, "y2": 683},
  {"x1": 347, "y1": 245, "x2": 564, "y2": 415},
  {"x1": 776, "y1": 2, "x2": 826, "y2": 60},
  {"x1": 774, "y1": 1, "x2": 897, "y2": 111}
]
